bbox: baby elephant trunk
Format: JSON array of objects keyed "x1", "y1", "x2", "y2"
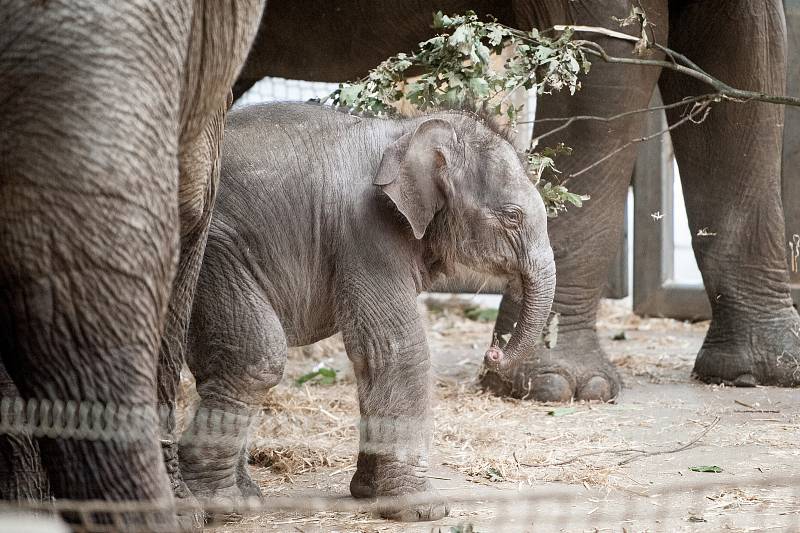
[{"x1": 484, "y1": 252, "x2": 556, "y2": 375}]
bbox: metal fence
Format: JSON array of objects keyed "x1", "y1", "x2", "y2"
[
  {"x1": 234, "y1": 77, "x2": 339, "y2": 108},
  {"x1": 0, "y1": 397, "x2": 797, "y2": 532},
  {"x1": 3, "y1": 475, "x2": 798, "y2": 532}
]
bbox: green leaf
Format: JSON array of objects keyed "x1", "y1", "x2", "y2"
[
  {"x1": 484, "y1": 467, "x2": 505, "y2": 482},
  {"x1": 295, "y1": 371, "x2": 318, "y2": 386},
  {"x1": 475, "y1": 43, "x2": 491, "y2": 66},
  {"x1": 444, "y1": 87, "x2": 463, "y2": 107},
  {"x1": 506, "y1": 104, "x2": 517, "y2": 123},
  {"x1": 547, "y1": 407, "x2": 577, "y2": 417},
  {"x1": 464, "y1": 307, "x2": 499, "y2": 322},
  {"x1": 317, "y1": 367, "x2": 336, "y2": 378},
  {"x1": 394, "y1": 58, "x2": 412, "y2": 71},
  {"x1": 447, "y1": 72, "x2": 465, "y2": 88},
  {"x1": 468, "y1": 77, "x2": 490, "y2": 98},
  {"x1": 432, "y1": 11, "x2": 445, "y2": 29},
  {"x1": 338, "y1": 84, "x2": 362, "y2": 106},
  {"x1": 488, "y1": 27, "x2": 507, "y2": 46},
  {"x1": 563, "y1": 191, "x2": 584, "y2": 207},
  {"x1": 449, "y1": 25, "x2": 472, "y2": 48},
  {"x1": 689, "y1": 465, "x2": 723, "y2": 473},
  {"x1": 295, "y1": 367, "x2": 338, "y2": 386}
]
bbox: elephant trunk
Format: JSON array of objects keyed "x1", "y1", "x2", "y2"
[{"x1": 484, "y1": 251, "x2": 556, "y2": 374}]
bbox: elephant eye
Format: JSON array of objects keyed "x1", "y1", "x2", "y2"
[{"x1": 499, "y1": 206, "x2": 523, "y2": 227}]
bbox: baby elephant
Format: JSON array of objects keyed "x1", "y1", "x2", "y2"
[{"x1": 179, "y1": 102, "x2": 555, "y2": 521}]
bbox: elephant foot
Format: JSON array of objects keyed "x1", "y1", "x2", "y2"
[
  {"x1": 350, "y1": 453, "x2": 449, "y2": 522},
  {"x1": 179, "y1": 454, "x2": 253, "y2": 525},
  {"x1": 236, "y1": 452, "x2": 263, "y2": 499},
  {"x1": 162, "y1": 440, "x2": 204, "y2": 530},
  {"x1": 185, "y1": 484, "x2": 252, "y2": 526},
  {"x1": 693, "y1": 306, "x2": 800, "y2": 387},
  {"x1": 479, "y1": 329, "x2": 621, "y2": 402}
]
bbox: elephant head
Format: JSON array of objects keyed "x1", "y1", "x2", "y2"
[{"x1": 374, "y1": 113, "x2": 556, "y2": 376}]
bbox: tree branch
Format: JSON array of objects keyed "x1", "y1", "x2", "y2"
[
  {"x1": 521, "y1": 93, "x2": 716, "y2": 148},
  {"x1": 565, "y1": 32, "x2": 800, "y2": 107},
  {"x1": 517, "y1": 416, "x2": 721, "y2": 468},
  {"x1": 564, "y1": 96, "x2": 713, "y2": 182}
]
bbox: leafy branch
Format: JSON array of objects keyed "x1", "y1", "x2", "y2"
[
  {"x1": 324, "y1": 10, "x2": 800, "y2": 216},
  {"x1": 325, "y1": 11, "x2": 590, "y2": 120},
  {"x1": 529, "y1": 144, "x2": 589, "y2": 217},
  {"x1": 324, "y1": 11, "x2": 592, "y2": 216}
]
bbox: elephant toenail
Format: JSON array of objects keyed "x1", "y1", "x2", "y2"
[
  {"x1": 529, "y1": 373, "x2": 573, "y2": 402},
  {"x1": 733, "y1": 373, "x2": 757, "y2": 387},
  {"x1": 577, "y1": 376, "x2": 612, "y2": 401}
]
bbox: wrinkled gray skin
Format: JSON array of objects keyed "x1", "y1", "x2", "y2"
[
  {"x1": 181, "y1": 102, "x2": 556, "y2": 521},
  {"x1": 233, "y1": 0, "x2": 800, "y2": 403},
  {"x1": 0, "y1": 0, "x2": 264, "y2": 527}
]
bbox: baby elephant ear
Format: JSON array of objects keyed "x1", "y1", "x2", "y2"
[{"x1": 373, "y1": 119, "x2": 457, "y2": 239}]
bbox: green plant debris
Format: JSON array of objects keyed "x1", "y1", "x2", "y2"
[
  {"x1": 547, "y1": 407, "x2": 577, "y2": 417},
  {"x1": 482, "y1": 467, "x2": 505, "y2": 482},
  {"x1": 295, "y1": 366, "x2": 337, "y2": 386},
  {"x1": 612, "y1": 331, "x2": 627, "y2": 341},
  {"x1": 689, "y1": 465, "x2": 723, "y2": 473},
  {"x1": 464, "y1": 307, "x2": 499, "y2": 322}
]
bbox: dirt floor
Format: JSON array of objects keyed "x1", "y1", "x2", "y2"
[{"x1": 192, "y1": 296, "x2": 800, "y2": 533}]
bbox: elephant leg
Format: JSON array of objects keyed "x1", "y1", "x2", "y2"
[
  {"x1": 660, "y1": 0, "x2": 799, "y2": 387},
  {"x1": 0, "y1": 3, "x2": 190, "y2": 528},
  {"x1": 0, "y1": 361, "x2": 49, "y2": 502},
  {"x1": 158, "y1": 104, "x2": 225, "y2": 512},
  {"x1": 481, "y1": 0, "x2": 668, "y2": 401},
  {"x1": 341, "y1": 277, "x2": 446, "y2": 522},
  {"x1": 179, "y1": 255, "x2": 285, "y2": 504}
]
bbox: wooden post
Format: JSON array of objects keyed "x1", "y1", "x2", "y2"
[{"x1": 783, "y1": 0, "x2": 800, "y2": 295}]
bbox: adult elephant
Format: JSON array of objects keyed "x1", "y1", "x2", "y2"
[
  {"x1": 234, "y1": 0, "x2": 799, "y2": 402},
  {"x1": 0, "y1": 0, "x2": 264, "y2": 527}
]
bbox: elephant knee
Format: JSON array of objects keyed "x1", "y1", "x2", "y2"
[
  {"x1": 195, "y1": 353, "x2": 286, "y2": 411},
  {"x1": 250, "y1": 354, "x2": 286, "y2": 402},
  {"x1": 246, "y1": 356, "x2": 286, "y2": 402}
]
